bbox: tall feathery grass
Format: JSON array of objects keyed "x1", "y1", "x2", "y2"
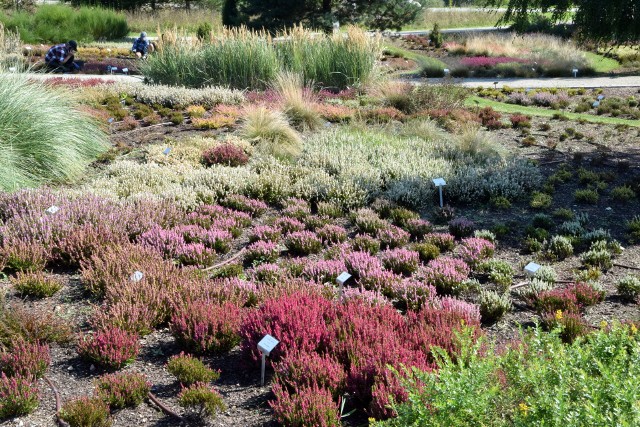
[
  {"x1": 241, "y1": 106, "x2": 302, "y2": 160},
  {"x1": 271, "y1": 71, "x2": 322, "y2": 131},
  {"x1": 0, "y1": 22, "x2": 24, "y2": 71},
  {"x1": 141, "y1": 26, "x2": 380, "y2": 90},
  {"x1": 0, "y1": 75, "x2": 110, "y2": 191}
]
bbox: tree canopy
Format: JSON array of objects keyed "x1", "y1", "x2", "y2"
[
  {"x1": 222, "y1": 0, "x2": 423, "y2": 32},
  {"x1": 488, "y1": 0, "x2": 640, "y2": 44}
]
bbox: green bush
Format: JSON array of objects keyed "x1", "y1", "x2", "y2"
[
  {"x1": 546, "y1": 235, "x2": 574, "y2": 260},
  {"x1": 479, "y1": 290, "x2": 511, "y2": 323},
  {"x1": 0, "y1": 75, "x2": 109, "y2": 191},
  {"x1": 374, "y1": 323, "x2": 640, "y2": 427},
  {"x1": 167, "y1": 353, "x2": 220, "y2": 386},
  {"x1": 0, "y1": 5, "x2": 128, "y2": 43},
  {"x1": 617, "y1": 275, "x2": 640, "y2": 302},
  {"x1": 574, "y1": 188, "x2": 599, "y2": 204}
]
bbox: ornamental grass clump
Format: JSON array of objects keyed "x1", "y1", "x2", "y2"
[
  {"x1": 167, "y1": 353, "x2": 219, "y2": 386},
  {"x1": 0, "y1": 75, "x2": 109, "y2": 191},
  {"x1": 77, "y1": 328, "x2": 140, "y2": 370},
  {"x1": 241, "y1": 106, "x2": 302, "y2": 160},
  {"x1": 95, "y1": 372, "x2": 151, "y2": 409}
]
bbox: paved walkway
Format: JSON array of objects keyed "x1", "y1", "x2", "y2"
[
  {"x1": 422, "y1": 75, "x2": 640, "y2": 88},
  {"x1": 13, "y1": 72, "x2": 640, "y2": 89}
]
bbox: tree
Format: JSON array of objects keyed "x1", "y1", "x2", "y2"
[
  {"x1": 224, "y1": 0, "x2": 423, "y2": 32},
  {"x1": 487, "y1": 0, "x2": 640, "y2": 44}
]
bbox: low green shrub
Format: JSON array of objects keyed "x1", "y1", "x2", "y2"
[
  {"x1": 11, "y1": 271, "x2": 62, "y2": 299},
  {"x1": 574, "y1": 188, "x2": 599, "y2": 204},
  {"x1": 479, "y1": 290, "x2": 511, "y2": 324},
  {"x1": 610, "y1": 185, "x2": 636, "y2": 201},
  {"x1": 546, "y1": 235, "x2": 573, "y2": 260},
  {"x1": 628, "y1": 216, "x2": 640, "y2": 243},
  {"x1": 60, "y1": 396, "x2": 111, "y2": 427},
  {"x1": 374, "y1": 323, "x2": 640, "y2": 427},
  {"x1": 617, "y1": 275, "x2": 640, "y2": 302},
  {"x1": 178, "y1": 382, "x2": 226, "y2": 421},
  {"x1": 530, "y1": 191, "x2": 552, "y2": 209},
  {"x1": 167, "y1": 353, "x2": 220, "y2": 386},
  {"x1": 95, "y1": 372, "x2": 150, "y2": 410}
]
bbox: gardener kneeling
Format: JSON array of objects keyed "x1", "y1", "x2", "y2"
[
  {"x1": 45, "y1": 40, "x2": 80, "y2": 73},
  {"x1": 131, "y1": 32, "x2": 153, "y2": 59}
]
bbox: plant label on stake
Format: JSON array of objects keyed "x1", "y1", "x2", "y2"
[
  {"x1": 524, "y1": 262, "x2": 541, "y2": 277},
  {"x1": 592, "y1": 101, "x2": 600, "y2": 108},
  {"x1": 163, "y1": 147, "x2": 172, "y2": 156},
  {"x1": 130, "y1": 271, "x2": 144, "y2": 282},
  {"x1": 443, "y1": 68, "x2": 450, "y2": 76},
  {"x1": 336, "y1": 272, "x2": 352, "y2": 302},
  {"x1": 122, "y1": 68, "x2": 129, "y2": 75},
  {"x1": 572, "y1": 68, "x2": 578, "y2": 78},
  {"x1": 45, "y1": 205, "x2": 59, "y2": 215},
  {"x1": 257, "y1": 335, "x2": 279, "y2": 386},
  {"x1": 432, "y1": 178, "x2": 446, "y2": 208},
  {"x1": 597, "y1": 95, "x2": 605, "y2": 101}
]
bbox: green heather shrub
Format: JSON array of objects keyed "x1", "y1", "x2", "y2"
[
  {"x1": 611, "y1": 185, "x2": 636, "y2": 201},
  {"x1": 95, "y1": 372, "x2": 150, "y2": 410},
  {"x1": 477, "y1": 259, "x2": 513, "y2": 288},
  {"x1": 546, "y1": 235, "x2": 574, "y2": 260},
  {"x1": 0, "y1": 5, "x2": 128, "y2": 43},
  {"x1": 178, "y1": 382, "x2": 226, "y2": 421},
  {"x1": 479, "y1": 290, "x2": 511, "y2": 323},
  {"x1": 0, "y1": 75, "x2": 109, "y2": 191},
  {"x1": 530, "y1": 191, "x2": 552, "y2": 209},
  {"x1": 412, "y1": 243, "x2": 440, "y2": 263},
  {"x1": 574, "y1": 188, "x2": 599, "y2": 204},
  {"x1": 167, "y1": 353, "x2": 220, "y2": 386},
  {"x1": 628, "y1": 216, "x2": 640, "y2": 243},
  {"x1": 553, "y1": 208, "x2": 574, "y2": 220},
  {"x1": 374, "y1": 323, "x2": 640, "y2": 427},
  {"x1": 616, "y1": 275, "x2": 640, "y2": 302},
  {"x1": 11, "y1": 271, "x2": 62, "y2": 299},
  {"x1": 581, "y1": 247, "x2": 613, "y2": 270},
  {"x1": 60, "y1": 396, "x2": 111, "y2": 427}
]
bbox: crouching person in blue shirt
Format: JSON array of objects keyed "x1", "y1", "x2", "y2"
[
  {"x1": 44, "y1": 40, "x2": 81, "y2": 73},
  {"x1": 132, "y1": 32, "x2": 153, "y2": 59}
]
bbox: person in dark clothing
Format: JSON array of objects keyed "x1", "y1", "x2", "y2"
[
  {"x1": 131, "y1": 32, "x2": 151, "y2": 59},
  {"x1": 44, "y1": 40, "x2": 80, "y2": 73}
]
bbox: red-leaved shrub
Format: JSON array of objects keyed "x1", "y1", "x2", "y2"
[
  {"x1": 0, "y1": 339, "x2": 50, "y2": 379},
  {"x1": 202, "y1": 144, "x2": 249, "y2": 167}
]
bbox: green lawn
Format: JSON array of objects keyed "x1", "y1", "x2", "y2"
[
  {"x1": 466, "y1": 96, "x2": 640, "y2": 127},
  {"x1": 383, "y1": 44, "x2": 447, "y2": 76},
  {"x1": 584, "y1": 52, "x2": 620, "y2": 73}
]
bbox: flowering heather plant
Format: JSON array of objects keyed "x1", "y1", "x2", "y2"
[
  {"x1": 178, "y1": 382, "x2": 226, "y2": 420},
  {"x1": 457, "y1": 237, "x2": 496, "y2": 266},
  {"x1": 316, "y1": 202, "x2": 344, "y2": 219},
  {"x1": 201, "y1": 143, "x2": 249, "y2": 167},
  {"x1": 361, "y1": 107, "x2": 406, "y2": 123},
  {"x1": 377, "y1": 225, "x2": 410, "y2": 249},
  {"x1": 170, "y1": 300, "x2": 243, "y2": 354},
  {"x1": 281, "y1": 198, "x2": 311, "y2": 219},
  {"x1": 190, "y1": 204, "x2": 252, "y2": 229},
  {"x1": 344, "y1": 251, "x2": 383, "y2": 279},
  {"x1": 532, "y1": 91, "x2": 559, "y2": 107},
  {"x1": 315, "y1": 224, "x2": 348, "y2": 245},
  {"x1": 448, "y1": 217, "x2": 475, "y2": 239},
  {"x1": 285, "y1": 231, "x2": 323, "y2": 256},
  {"x1": 11, "y1": 271, "x2": 62, "y2": 298},
  {"x1": 221, "y1": 195, "x2": 268, "y2": 217},
  {"x1": 240, "y1": 293, "x2": 335, "y2": 363},
  {"x1": 271, "y1": 382, "x2": 341, "y2": 427},
  {"x1": 77, "y1": 328, "x2": 140, "y2": 370},
  {"x1": 358, "y1": 268, "x2": 402, "y2": 294},
  {"x1": 532, "y1": 288, "x2": 580, "y2": 314},
  {"x1": 423, "y1": 233, "x2": 456, "y2": 251},
  {"x1": 341, "y1": 287, "x2": 390, "y2": 306},
  {"x1": 167, "y1": 353, "x2": 220, "y2": 386},
  {"x1": 274, "y1": 217, "x2": 306, "y2": 235},
  {"x1": 95, "y1": 372, "x2": 151, "y2": 409},
  {"x1": 249, "y1": 263, "x2": 287, "y2": 285},
  {"x1": 381, "y1": 248, "x2": 420, "y2": 276},
  {"x1": 60, "y1": 396, "x2": 111, "y2": 427},
  {"x1": 273, "y1": 350, "x2": 346, "y2": 397},
  {"x1": 138, "y1": 226, "x2": 217, "y2": 266},
  {"x1": 352, "y1": 209, "x2": 386, "y2": 234},
  {"x1": 351, "y1": 234, "x2": 381, "y2": 255},
  {"x1": 508, "y1": 91, "x2": 534, "y2": 106},
  {"x1": 422, "y1": 257, "x2": 470, "y2": 295},
  {"x1": 303, "y1": 259, "x2": 347, "y2": 284},
  {"x1": 389, "y1": 278, "x2": 437, "y2": 311},
  {"x1": 315, "y1": 104, "x2": 355, "y2": 123},
  {"x1": 248, "y1": 225, "x2": 281, "y2": 244},
  {"x1": 0, "y1": 374, "x2": 39, "y2": 419},
  {"x1": 172, "y1": 225, "x2": 233, "y2": 254},
  {"x1": 404, "y1": 218, "x2": 433, "y2": 241},
  {"x1": 245, "y1": 241, "x2": 280, "y2": 265},
  {"x1": 0, "y1": 339, "x2": 50, "y2": 379}
]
